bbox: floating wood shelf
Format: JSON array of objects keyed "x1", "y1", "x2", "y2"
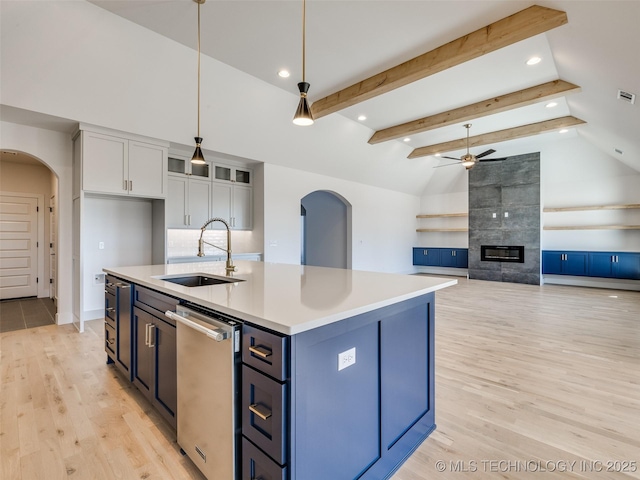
[
  {"x1": 417, "y1": 228, "x2": 469, "y2": 232},
  {"x1": 544, "y1": 225, "x2": 640, "y2": 231},
  {"x1": 416, "y1": 213, "x2": 468, "y2": 218},
  {"x1": 544, "y1": 204, "x2": 640, "y2": 212}
]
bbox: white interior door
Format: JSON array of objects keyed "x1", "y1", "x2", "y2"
[{"x1": 0, "y1": 194, "x2": 39, "y2": 299}]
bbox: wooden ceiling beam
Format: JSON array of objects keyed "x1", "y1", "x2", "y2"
[
  {"x1": 368, "y1": 80, "x2": 581, "y2": 144},
  {"x1": 310, "y1": 5, "x2": 568, "y2": 119},
  {"x1": 407, "y1": 116, "x2": 586, "y2": 159}
]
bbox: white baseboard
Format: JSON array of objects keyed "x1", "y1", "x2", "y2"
[
  {"x1": 413, "y1": 266, "x2": 468, "y2": 277},
  {"x1": 542, "y1": 275, "x2": 640, "y2": 291}
]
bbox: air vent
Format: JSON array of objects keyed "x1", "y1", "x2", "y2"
[{"x1": 617, "y1": 89, "x2": 636, "y2": 104}]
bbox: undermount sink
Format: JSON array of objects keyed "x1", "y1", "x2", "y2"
[{"x1": 158, "y1": 275, "x2": 244, "y2": 287}]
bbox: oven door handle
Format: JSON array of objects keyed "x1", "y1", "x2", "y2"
[{"x1": 165, "y1": 310, "x2": 229, "y2": 342}]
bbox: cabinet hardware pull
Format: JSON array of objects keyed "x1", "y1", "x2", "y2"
[
  {"x1": 188, "y1": 214, "x2": 191, "y2": 226},
  {"x1": 249, "y1": 345, "x2": 272, "y2": 358},
  {"x1": 145, "y1": 323, "x2": 150, "y2": 346},
  {"x1": 115, "y1": 283, "x2": 130, "y2": 289},
  {"x1": 124, "y1": 180, "x2": 127, "y2": 191},
  {"x1": 129, "y1": 180, "x2": 133, "y2": 191},
  {"x1": 106, "y1": 307, "x2": 115, "y2": 312},
  {"x1": 249, "y1": 403, "x2": 272, "y2": 420},
  {"x1": 108, "y1": 338, "x2": 115, "y2": 345},
  {"x1": 148, "y1": 324, "x2": 156, "y2": 347}
]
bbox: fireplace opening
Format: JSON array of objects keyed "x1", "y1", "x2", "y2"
[{"x1": 481, "y1": 245, "x2": 524, "y2": 263}]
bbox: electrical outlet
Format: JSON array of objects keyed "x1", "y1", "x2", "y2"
[
  {"x1": 492, "y1": 213, "x2": 497, "y2": 218},
  {"x1": 338, "y1": 347, "x2": 356, "y2": 371},
  {"x1": 94, "y1": 273, "x2": 105, "y2": 284},
  {"x1": 504, "y1": 212, "x2": 509, "y2": 218}
]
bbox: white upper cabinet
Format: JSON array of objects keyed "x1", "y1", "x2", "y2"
[
  {"x1": 168, "y1": 155, "x2": 212, "y2": 180},
  {"x1": 213, "y1": 164, "x2": 252, "y2": 186},
  {"x1": 211, "y1": 162, "x2": 253, "y2": 230},
  {"x1": 79, "y1": 128, "x2": 168, "y2": 198},
  {"x1": 167, "y1": 174, "x2": 212, "y2": 229}
]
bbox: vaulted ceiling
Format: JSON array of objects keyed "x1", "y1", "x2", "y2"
[{"x1": 87, "y1": 1, "x2": 640, "y2": 178}]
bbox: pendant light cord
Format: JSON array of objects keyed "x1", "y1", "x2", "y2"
[
  {"x1": 302, "y1": 0, "x2": 306, "y2": 83},
  {"x1": 197, "y1": 2, "x2": 201, "y2": 138}
]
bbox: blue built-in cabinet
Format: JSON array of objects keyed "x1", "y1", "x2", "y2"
[
  {"x1": 413, "y1": 247, "x2": 468, "y2": 268},
  {"x1": 542, "y1": 250, "x2": 640, "y2": 280}
]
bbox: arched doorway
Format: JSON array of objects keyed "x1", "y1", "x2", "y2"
[
  {"x1": 0, "y1": 150, "x2": 58, "y2": 329},
  {"x1": 300, "y1": 190, "x2": 352, "y2": 269}
]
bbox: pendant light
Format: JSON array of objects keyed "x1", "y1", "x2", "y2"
[
  {"x1": 191, "y1": 0, "x2": 206, "y2": 164},
  {"x1": 293, "y1": 0, "x2": 314, "y2": 126}
]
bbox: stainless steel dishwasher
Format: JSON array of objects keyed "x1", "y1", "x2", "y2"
[{"x1": 165, "y1": 304, "x2": 241, "y2": 480}]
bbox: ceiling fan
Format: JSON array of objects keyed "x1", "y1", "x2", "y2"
[{"x1": 435, "y1": 123, "x2": 505, "y2": 170}]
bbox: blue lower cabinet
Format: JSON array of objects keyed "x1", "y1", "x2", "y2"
[
  {"x1": 414, "y1": 247, "x2": 468, "y2": 268},
  {"x1": 542, "y1": 251, "x2": 588, "y2": 276},
  {"x1": 589, "y1": 252, "x2": 640, "y2": 280},
  {"x1": 242, "y1": 438, "x2": 286, "y2": 480},
  {"x1": 543, "y1": 251, "x2": 640, "y2": 280}
]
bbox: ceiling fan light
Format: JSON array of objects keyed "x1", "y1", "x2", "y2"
[
  {"x1": 293, "y1": 81, "x2": 314, "y2": 126},
  {"x1": 191, "y1": 136, "x2": 206, "y2": 164},
  {"x1": 461, "y1": 153, "x2": 476, "y2": 167}
]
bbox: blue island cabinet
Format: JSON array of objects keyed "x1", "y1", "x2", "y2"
[{"x1": 242, "y1": 293, "x2": 435, "y2": 480}]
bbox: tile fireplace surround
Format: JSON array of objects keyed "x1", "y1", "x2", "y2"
[{"x1": 468, "y1": 152, "x2": 541, "y2": 285}]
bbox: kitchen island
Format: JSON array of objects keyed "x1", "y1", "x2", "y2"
[{"x1": 103, "y1": 261, "x2": 456, "y2": 480}]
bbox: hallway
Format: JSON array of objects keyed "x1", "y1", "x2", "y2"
[{"x1": 0, "y1": 297, "x2": 56, "y2": 332}]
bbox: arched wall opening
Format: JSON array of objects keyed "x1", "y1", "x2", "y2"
[
  {"x1": 0, "y1": 150, "x2": 59, "y2": 308},
  {"x1": 300, "y1": 190, "x2": 352, "y2": 269}
]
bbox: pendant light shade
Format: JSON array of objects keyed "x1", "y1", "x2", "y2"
[
  {"x1": 192, "y1": 0, "x2": 206, "y2": 164},
  {"x1": 293, "y1": 0, "x2": 314, "y2": 126},
  {"x1": 293, "y1": 82, "x2": 313, "y2": 126}
]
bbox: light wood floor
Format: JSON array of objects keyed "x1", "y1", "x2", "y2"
[{"x1": 1, "y1": 279, "x2": 638, "y2": 479}]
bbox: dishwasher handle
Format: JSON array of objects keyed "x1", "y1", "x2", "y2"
[{"x1": 165, "y1": 310, "x2": 229, "y2": 342}]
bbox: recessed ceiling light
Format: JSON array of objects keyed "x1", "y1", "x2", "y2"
[
  {"x1": 526, "y1": 56, "x2": 542, "y2": 66},
  {"x1": 278, "y1": 69, "x2": 290, "y2": 78},
  {"x1": 403, "y1": 137, "x2": 411, "y2": 142},
  {"x1": 357, "y1": 115, "x2": 367, "y2": 121},
  {"x1": 559, "y1": 129, "x2": 569, "y2": 133},
  {"x1": 434, "y1": 153, "x2": 441, "y2": 157},
  {"x1": 545, "y1": 102, "x2": 558, "y2": 108}
]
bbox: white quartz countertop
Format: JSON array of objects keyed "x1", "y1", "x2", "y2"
[{"x1": 103, "y1": 261, "x2": 457, "y2": 335}]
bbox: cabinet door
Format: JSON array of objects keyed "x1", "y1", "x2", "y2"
[
  {"x1": 167, "y1": 176, "x2": 188, "y2": 228},
  {"x1": 188, "y1": 179, "x2": 212, "y2": 229},
  {"x1": 116, "y1": 282, "x2": 132, "y2": 379},
  {"x1": 564, "y1": 252, "x2": 588, "y2": 276},
  {"x1": 455, "y1": 249, "x2": 469, "y2": 268},
  {"x1": 132, "y1": 307, "x2": 153, "y2": 396},
  {"x1": 232, "y1": 185, "x2": 252, "y2": 230},
  {"x1": 616, "y1": 253, "x2": 640, "y2": 280},
  {"x1": 542, "y1": 251, "x2": 563, "y2": 274},
  {"x1": 212, "y1": 181, "x2": 233, "y2": 228},
  {"x1": 424, "y1": 248, "x2": 441, "y2": 266},
  {"x1": 128, "y1": 141, "x2": 167, "y2": 198},
  {"x1": 82, "y1": 131, "x2": 128, "y2": 195},
  {"x1": 412, "y1": 248, "x2": 426, "y2": 266},
  {"x1": 152, "y1": 318, "x2": 177, "y2": 423},
  {"x1": 440, "y1": 250, "x2": 457, "y2": 267},
  {"x1": 588, "y1": 253, "x2": 614, "y2": 278}
]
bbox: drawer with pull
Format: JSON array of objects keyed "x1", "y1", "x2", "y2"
[
  {"x1": 242, "y1": 437, "x2": 287, "y2": 480},
  {"x1": 242, "y1": 365, "x2": 287, "y2": 465},
  {"x1": 243, "y1": 324, "x2": 288, "y2": 381},
  {"x1": 105, "y1": 322, "x2": 116, "y2": 355}
]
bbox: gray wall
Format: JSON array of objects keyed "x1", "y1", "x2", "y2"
[
  {"x1": 301, "y1": 191, "x2": 348, "y2": 269},
  {"x1": 468, "y1": 153, "x2": 541, "y2": 285}
]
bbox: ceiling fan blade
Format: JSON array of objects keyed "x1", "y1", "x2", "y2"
[
  {"x1": 475, "y1": 149, "x2": 496, "y2": 159},
  {"x1": 433, "y1": 162, "x2": 462, "y2": 168},
  {"x1": 441, "y1": 156, "x2": 461, "y2": 161},
  {"x1": 478, "y1": 157, "x2": 508, "y2": 162}
]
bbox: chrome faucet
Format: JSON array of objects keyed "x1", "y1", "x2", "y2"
[{"x1": 197, "y1": 217, "x2": 236, "y2": 275}]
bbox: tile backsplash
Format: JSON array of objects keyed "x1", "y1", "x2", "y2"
[{"x1": 167, "y1": 229, "x2": 257, "y2": 258}]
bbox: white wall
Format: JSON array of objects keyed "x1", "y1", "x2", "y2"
[
  {"x1": 0, "y1": 121, "x2": 73, "y2": 324},
  {"x1": 541, "y1": 137, "x2": 640, "y2": 251},
  {"x1": 263, "y1": 164, "x2": 419, "y2": 274},
  {"x1": 82, "y1": 195, "x2": 154, "y2": 319}
]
